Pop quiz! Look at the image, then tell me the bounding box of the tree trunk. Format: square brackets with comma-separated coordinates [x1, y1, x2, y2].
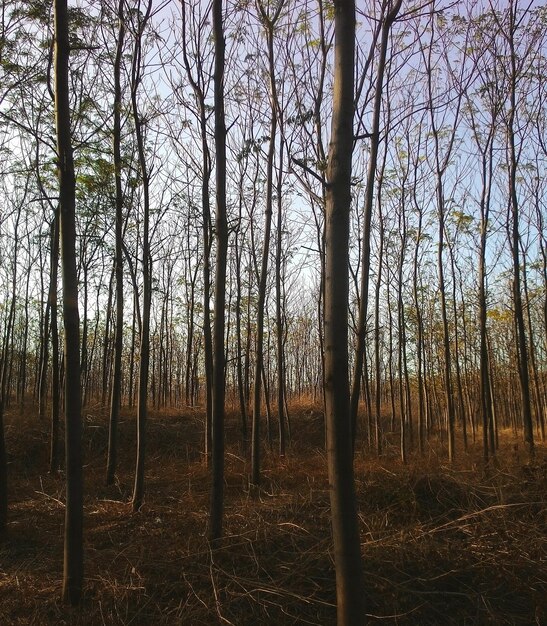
[251, 1, 284, 486]
[324, 1, 364, 623]
[350, 0, 402, 445]
[106, 0, 125, 486]
[54, 0, 83, 604]
[49, 208, 61, 473]
[131, 0, 153, 512]
[373, 213, 384, 456]
[180, 0, 214, 459]
[209, 0, 228, 541]
[275, 133, 287, 457]
[506, 6, 534, 457]
[0, 399, 6, 534]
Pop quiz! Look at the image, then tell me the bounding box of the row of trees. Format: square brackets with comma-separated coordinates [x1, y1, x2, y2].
[0, 0, 543, 450]
[0, 0, 545, 619]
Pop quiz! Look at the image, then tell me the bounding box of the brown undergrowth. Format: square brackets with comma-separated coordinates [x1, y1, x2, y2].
[0, 402, 545, 625]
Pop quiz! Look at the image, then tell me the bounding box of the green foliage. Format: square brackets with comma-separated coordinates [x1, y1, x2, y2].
[449, 209, 474, 233]
[12, 0, 51, 25]
[286, 109, 314, 126]
[324, 1, 335, 22]
[236, 136, 270, 162]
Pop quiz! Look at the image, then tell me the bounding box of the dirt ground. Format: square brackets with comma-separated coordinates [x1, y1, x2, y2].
[1, 403, 545, 625]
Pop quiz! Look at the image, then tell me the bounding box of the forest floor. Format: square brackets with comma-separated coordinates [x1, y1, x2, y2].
[0, 400, 545, 625]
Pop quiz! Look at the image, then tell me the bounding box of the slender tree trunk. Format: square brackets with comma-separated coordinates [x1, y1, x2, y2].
[55, 0, 83, 604]
[184, 259, 196, 407]
[506, 15, 534, 458]
[38, 271, 51, 420]
[0, 275, 11, 529]
[324, 1, 364, 623]
[19, 267, 31, 406]
[350, 0, 402, 444]
[49, 209, 61, 473]
[209, 0, 228, 541]
[131, 0, 153, 512]
[128, 295, 136, 408]
[0, 399, 6, 534]
[522, 260, 544, 441]
[275, 135, 286, 457]
[413, 242, 426, 455]
[448, 242, 466, 451]
[201, 178, 213, 460]
[531, 181, 546, 441]
[251, 1, 284, 486]
[1, 208, 20, 415]
[424, 28, 457, 459]
[373, 193, 385, 456]
[397, 227, 407, 464]
[180, 0, 213, 459]
[386, 266, 396, 435]
[80, 269, 88, 407]
[234, 229, 248, 443]
[480, 139, 496, 461]
[107, 0, 125, 486]
[101, 266, 115, 406]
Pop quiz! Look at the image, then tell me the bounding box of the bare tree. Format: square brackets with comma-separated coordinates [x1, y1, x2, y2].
[350, 0, 402, 447]
[251, 0, 285, 487]
[209, 0, 228, 541]
[54, 0, 84, 604]
[324, 1, 364, 622]
[131, 0, 154, 512]
[494, 0, 535, 458]
[106, 0, 126, 487]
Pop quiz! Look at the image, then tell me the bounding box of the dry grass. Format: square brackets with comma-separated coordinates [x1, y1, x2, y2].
[0, 404, 545, 625]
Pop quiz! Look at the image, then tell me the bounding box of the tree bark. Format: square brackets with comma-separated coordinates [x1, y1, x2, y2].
[350, 0, 402, 446]
[131, 0, 153, 512]
[505, 2, 534, 458]
[54, 0, 84, 604]
[180, 0, 214, 458]
[209, 0, 228, 541]
[324, 1, 364, 623]
[251, 0, 284, 486]
[106, 0, 125, 486]
[49, 208, 61, 473]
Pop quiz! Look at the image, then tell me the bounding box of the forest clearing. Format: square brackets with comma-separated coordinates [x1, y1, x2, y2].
[1, 401, 545, 625]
